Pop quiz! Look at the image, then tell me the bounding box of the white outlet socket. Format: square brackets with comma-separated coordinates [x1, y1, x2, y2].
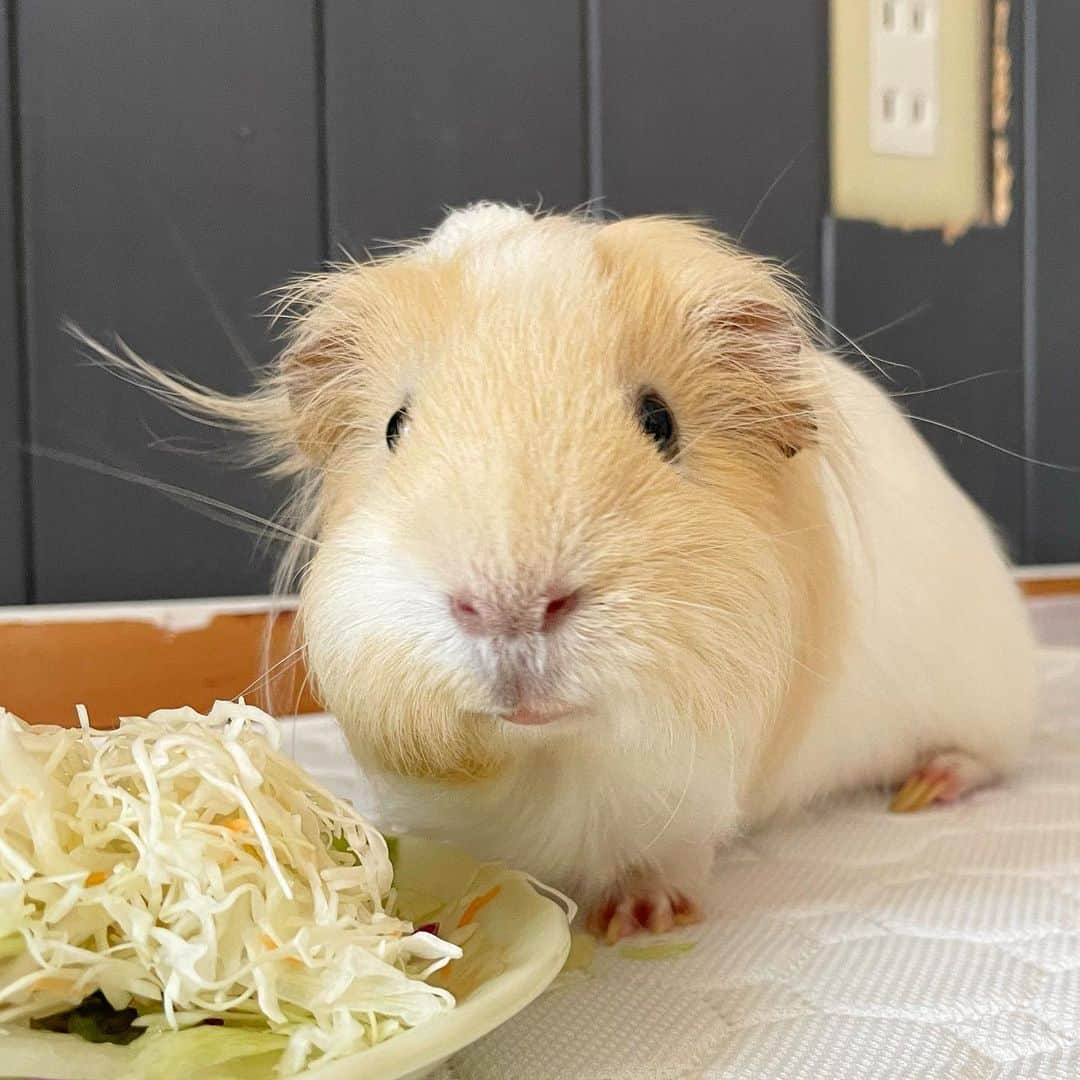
[870, 0, 939, 157]
[832, 0, 988, 229]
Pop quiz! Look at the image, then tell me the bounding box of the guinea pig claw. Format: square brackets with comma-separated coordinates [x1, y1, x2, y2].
[672, 894, 702, 927]
[890, 774, 948, 813]
[587, 887, 702, 944]
[890, 751, 995, 813]
[606, 909, 640, 945]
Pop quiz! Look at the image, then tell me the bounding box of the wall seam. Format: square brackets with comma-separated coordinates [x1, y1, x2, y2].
[313, 0, 330, 262]
[820, 215, 837, 344]
[7, 0, 34, 602]
[582, 0, 603, 211]
[818, 0, 833, 320]
[1021, 0, 1037, 561]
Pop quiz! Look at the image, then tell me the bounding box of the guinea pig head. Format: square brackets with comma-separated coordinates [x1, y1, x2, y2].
[282, 205, 823, 781]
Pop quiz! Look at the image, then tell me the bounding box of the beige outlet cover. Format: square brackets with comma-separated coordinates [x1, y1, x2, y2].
[831, 0, 990, 232]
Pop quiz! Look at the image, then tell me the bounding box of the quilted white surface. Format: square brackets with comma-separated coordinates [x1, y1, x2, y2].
[283, 646, 1080, 1079]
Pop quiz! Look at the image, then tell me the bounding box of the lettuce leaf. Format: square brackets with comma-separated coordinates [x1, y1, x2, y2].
[127, 1027, 289, 1080]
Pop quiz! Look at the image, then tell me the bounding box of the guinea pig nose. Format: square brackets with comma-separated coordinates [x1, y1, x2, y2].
[449, 594, 486, 634]
[541, 590, 579, 633]
[449, 588, 580, 636]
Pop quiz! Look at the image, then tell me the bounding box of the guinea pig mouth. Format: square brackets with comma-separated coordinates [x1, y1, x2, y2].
[483, 656, 576, 724]
[503, 705, 578, 727]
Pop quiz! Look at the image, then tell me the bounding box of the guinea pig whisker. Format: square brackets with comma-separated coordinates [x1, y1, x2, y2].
[290, 666, 316, 729]
[24, 444, 320, 548]
[890, 369, 1015, 399]
[902, 414, 1080, 473]
[737, 138, 814, 245]
[650, 596, 724, 616]
[816, 310, 920, 384]
[791, 655, 829, 684]
[650, 596, 829, 685]
[849, 301, 932, 345]
[239, 640, 309, 698]
[670, 407, 823, 462]
[638, 726, 697, 856]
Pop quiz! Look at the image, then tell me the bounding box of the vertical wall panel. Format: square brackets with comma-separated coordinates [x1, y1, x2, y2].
[1029, 5, 1080, 563]
[19, 2, 322, 602]
[323, 0, 585, 252]
[832, 10, 1027, 557]
[0, 0, 26, 603]
[600, 0, 828, 301]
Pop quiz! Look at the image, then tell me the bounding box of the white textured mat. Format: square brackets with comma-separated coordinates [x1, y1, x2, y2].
[284, 647, 1080, 1079]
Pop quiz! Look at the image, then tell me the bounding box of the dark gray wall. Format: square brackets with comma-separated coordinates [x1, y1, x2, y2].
[16, 1, 322, 601]
[830, 212, 1028, 556]
[0, 0, 27, 604]
[324, 0, 586, 251]
[599, 0, 827, 299]
[0, 1, 1075, 604]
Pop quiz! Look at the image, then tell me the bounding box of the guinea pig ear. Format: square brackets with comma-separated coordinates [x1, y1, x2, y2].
[276, 333, 360, 464]
[694, 296, 819, 458]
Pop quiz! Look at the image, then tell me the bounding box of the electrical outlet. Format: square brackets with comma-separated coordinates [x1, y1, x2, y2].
[870, 0, 939, 156]
[830, 0, 990, 230]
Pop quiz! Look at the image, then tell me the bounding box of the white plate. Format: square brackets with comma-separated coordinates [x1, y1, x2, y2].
[0, 838, 573, 1079]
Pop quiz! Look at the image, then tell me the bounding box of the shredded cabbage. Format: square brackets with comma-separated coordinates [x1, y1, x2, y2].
[0, 701, 461, 1075]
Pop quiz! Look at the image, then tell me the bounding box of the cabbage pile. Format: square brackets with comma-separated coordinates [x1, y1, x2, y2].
[0, 701, 459, 1075]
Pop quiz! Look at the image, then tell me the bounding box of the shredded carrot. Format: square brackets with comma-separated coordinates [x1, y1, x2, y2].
[457, 885, 501, 928]
[222, 816, 251, 832]
[428, 956, 458, 989]
[260, 932, 303, 966]
[85, 871, 108, 886]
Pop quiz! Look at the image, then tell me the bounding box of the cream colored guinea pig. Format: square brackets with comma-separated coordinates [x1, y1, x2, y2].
[119, 203, 1037, 943]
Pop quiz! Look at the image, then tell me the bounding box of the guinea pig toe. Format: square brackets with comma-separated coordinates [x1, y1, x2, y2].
[587, 886, 702, 944]
[671, 891, 702, 927]
[890, 751, 996, 813]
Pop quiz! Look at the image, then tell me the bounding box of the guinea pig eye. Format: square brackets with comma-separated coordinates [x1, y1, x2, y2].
[385, 405, 409, 451]
[636, 392, 678, 459]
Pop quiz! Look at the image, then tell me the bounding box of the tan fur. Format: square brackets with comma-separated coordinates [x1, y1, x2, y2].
[90, 209, 835, 786]
[265, 210, 825, 784]
[89, 203, 1033, 906]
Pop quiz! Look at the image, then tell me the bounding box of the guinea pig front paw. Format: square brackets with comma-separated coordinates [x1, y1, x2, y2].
[585, 882, 701, 945]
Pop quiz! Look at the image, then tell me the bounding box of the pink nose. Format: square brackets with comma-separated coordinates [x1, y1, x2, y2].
[450, 587, 580, 637]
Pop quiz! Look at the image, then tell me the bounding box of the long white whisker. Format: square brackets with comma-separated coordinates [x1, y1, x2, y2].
[25, 445, 320, 546]
[166, 220, 258, 374]
[817, 310, 919, 384]
[904, 415, 1080, 472]
[891, 369, 1015, 399]
[639, 726, 697, 855]
[738, 139, 814, 244]
[235, 641, 309, 703]
[850, 301, 932, 344]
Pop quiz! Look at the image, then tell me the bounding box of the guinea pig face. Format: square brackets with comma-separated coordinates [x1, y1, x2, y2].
[290, 206, 819, 780]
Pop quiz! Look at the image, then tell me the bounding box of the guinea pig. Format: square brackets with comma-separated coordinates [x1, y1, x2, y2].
[113, 203, 1037, 943]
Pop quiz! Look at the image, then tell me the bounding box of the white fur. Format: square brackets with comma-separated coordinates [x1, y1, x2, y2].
[340, 353, 1035, 903]
[364, 720, 737, 908]
[421, 202, 534, 262]
[276, 206, 1037, 910]
[745, 358, 1035, 820]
